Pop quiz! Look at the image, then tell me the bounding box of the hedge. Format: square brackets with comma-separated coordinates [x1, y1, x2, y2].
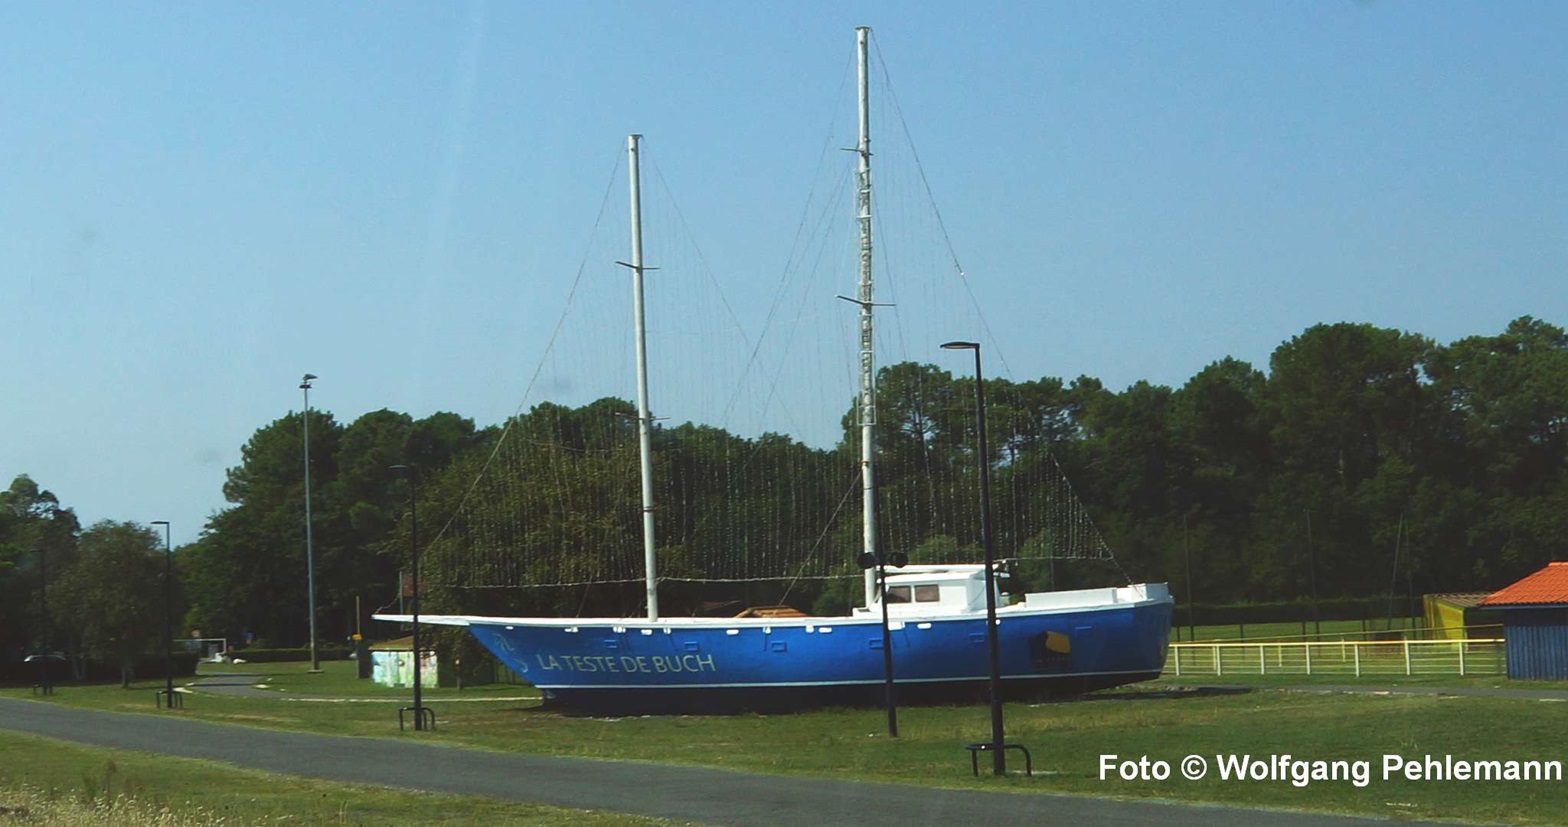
[1171, 596, 1420, 628]
[226, 645, 353, 664]
[0, 652, 200, 687]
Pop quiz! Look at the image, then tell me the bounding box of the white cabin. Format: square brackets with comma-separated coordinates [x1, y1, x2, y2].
[854, 564, 1002, 616]
[853, 563, 1171, 618]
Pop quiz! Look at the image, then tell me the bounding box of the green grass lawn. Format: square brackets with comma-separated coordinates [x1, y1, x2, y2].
[0, 729, 681, 826]
[1154, 672, 1526, 690]
[199, 659, 539, 700]
[7, 663, 1568, 825]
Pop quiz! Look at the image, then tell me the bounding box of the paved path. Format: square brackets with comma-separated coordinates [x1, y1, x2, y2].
[0, 697, 1447, 827]
[200, 671, 1568, 706]
[190, 672, 296, 698]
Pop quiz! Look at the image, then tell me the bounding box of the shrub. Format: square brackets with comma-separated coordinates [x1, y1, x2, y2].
[228, 645, 351, 664]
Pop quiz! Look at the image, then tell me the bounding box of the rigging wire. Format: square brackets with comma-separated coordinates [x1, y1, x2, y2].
[870, 32, 1012, 379]
[425, 41, 1128, 598]
[426, 150, 626, 551]
[778, 471, 864, 605]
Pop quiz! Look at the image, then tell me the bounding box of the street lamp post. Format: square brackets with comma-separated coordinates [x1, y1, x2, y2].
[1294, 509, 1322, 638]
[1305, 509, 1320, 638]
[149, 521, 180, 709]
[941, 340, 1007, 776]
[1185, 513, 1195, 642]
[390, 464, 431, 731]
[301, 373, 320, 673]
[37, 546, 51, 695]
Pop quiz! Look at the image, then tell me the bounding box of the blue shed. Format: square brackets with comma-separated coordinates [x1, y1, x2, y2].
[1481, 562, 1568, 681]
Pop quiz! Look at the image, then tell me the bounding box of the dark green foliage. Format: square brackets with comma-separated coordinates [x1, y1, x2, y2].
[51, 521, 169, 687]
[0, 476, 80, 659]
[77, 651, 201, 683]
[182, 409, 484, 648]
[0, 652, 200, 686]
[1179, 597, 1421, 629]
[234, 315, 1568, 622]
[8, 316, 1568, 648]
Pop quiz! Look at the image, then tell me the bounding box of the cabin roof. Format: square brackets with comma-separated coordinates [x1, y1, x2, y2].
[1481, 563, 1568, 607]
[884, 569, 984, 584]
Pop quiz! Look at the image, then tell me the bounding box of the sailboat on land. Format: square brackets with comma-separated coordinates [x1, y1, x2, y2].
[377, 28, 1172, 715]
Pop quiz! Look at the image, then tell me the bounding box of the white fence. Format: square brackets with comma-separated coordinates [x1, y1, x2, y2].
[1168, 638, 1505, 677]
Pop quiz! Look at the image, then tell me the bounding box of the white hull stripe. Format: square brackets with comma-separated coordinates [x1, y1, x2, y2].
[528, 668, 1157, 691]
[374, 597, 1171, 629]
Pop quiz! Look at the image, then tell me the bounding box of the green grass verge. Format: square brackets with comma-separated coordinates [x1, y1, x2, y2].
[213, 648, 1563, 696]
[200, 659, 538, 699]
[0, 729, 680, 826]
[1154, 671, 1568, 691]
[7, 664, 1568, 825]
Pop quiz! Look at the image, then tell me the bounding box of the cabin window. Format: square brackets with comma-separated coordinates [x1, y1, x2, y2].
[915, 585, 941, 603]
[886, 585, 912, 603]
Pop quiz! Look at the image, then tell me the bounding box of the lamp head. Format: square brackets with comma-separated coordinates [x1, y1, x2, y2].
[940, 341, 979, 351]
[300, 373, 316, 389]
[151, 520, 169, 526]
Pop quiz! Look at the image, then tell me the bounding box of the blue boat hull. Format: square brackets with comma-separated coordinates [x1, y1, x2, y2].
[461, 596, 1172, 714]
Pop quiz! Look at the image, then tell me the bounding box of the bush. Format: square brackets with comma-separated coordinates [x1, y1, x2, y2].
[0, 660, 67, 686]
[0, 652, 202, 686]
[228, 645, 352, 664]
[79, 652, 202, 682]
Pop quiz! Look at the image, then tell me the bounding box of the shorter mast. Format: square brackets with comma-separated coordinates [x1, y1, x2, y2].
[624, 134, 660, 621]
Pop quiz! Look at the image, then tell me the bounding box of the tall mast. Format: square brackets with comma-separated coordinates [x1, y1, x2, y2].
[626, 134, 660, 621]
[855, 27, 879, 608]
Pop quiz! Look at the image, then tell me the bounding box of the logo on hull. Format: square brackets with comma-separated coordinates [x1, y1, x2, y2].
[1029, 630, 1073, 672]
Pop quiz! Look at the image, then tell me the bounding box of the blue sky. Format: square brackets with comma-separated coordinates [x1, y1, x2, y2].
[2, 2, 1564, 546]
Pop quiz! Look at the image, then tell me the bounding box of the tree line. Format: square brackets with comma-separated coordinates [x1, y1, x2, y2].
[3, 316, 1564, 660]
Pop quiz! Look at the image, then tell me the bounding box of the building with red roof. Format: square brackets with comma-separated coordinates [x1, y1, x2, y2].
[1482, 562, 1568, 680]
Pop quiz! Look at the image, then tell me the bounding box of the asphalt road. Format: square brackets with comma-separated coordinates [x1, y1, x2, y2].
[0, 696, 1446, 827]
